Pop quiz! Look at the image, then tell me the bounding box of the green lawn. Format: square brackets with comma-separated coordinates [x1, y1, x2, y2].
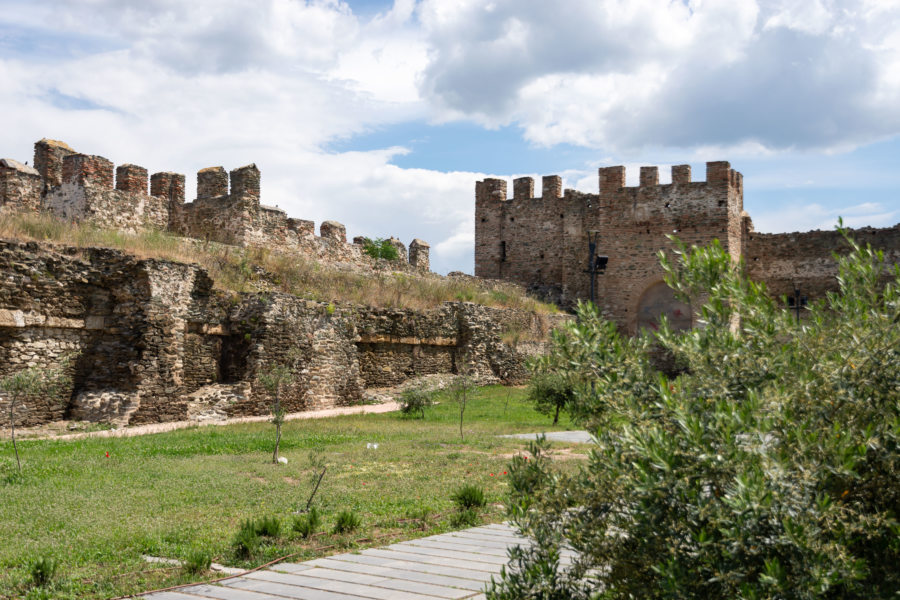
[0, 386, 587, 599]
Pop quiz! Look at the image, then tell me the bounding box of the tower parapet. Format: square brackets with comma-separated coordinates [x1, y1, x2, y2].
[116, 164, 148, 194]
[63, 154, 114, 189]
[230, 164, 260, 201]
[409, 239, 430, 271]
[33, 139, 75, 189]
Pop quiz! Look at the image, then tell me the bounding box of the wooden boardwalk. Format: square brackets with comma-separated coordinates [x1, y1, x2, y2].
[142, 524, 530, 600]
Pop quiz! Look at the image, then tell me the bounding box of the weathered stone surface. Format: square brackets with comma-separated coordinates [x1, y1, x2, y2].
[0, 240, 564, 428]
[1, 139, 431, 273]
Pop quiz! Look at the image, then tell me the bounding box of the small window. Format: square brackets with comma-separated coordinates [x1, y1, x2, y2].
[500, 240, 507, 262]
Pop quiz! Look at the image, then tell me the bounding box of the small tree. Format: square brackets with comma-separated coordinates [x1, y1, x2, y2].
[362, 237, 400, 261]
[1, 358, 75, 473]
[257, 361, 295, 464]
[449, 359, 476, 441]
[398, 384, 436, 419]
[527, 371, 574, 425]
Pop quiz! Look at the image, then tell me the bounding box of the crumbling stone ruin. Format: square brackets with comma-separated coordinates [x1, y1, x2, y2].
[476, 162, 900, 333]
[0, 240, 563, 428]
[1, 139, 430, 271]
[0, 138, 525, 428]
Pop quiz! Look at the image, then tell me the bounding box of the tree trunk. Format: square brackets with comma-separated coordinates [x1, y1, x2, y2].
[273, 423, 281, 464]
[10, 398, 20, 473]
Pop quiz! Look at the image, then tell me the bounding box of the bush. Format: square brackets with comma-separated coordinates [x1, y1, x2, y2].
[232, 520, 259, 558]
[332, 510, 361, 534]
[450, 508, 479, 528]
[183, 548, 212, 574]
[254, 515, 281, 538]
[292, 508, 321, 539]
[451, 484, 486, 510]
[398, 385, 435, 418]
[490, 232, 900, 599]
[29, 556, 57, 588]
[362, 237, 400, 261]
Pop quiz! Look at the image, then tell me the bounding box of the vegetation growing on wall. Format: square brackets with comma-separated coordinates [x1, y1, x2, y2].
[0, 212, 557, 313]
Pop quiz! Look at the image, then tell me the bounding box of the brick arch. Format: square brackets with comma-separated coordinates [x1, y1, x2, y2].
[636, 281, 692, 333]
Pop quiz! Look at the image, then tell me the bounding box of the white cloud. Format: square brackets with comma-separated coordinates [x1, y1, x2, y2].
[417, 0, 900, 155]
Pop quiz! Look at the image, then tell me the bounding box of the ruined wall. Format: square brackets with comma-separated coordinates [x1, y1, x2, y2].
[0, 159, 42, 213]
[745, 225, 900, 303]
[1, 139, 431, 273]
[42, 153, 169, 232]
[476, 162, 743, 333]
[0, 240, 559, 428]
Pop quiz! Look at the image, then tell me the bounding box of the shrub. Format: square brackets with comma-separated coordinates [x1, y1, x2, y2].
[451, 484, 486, 510]
[332, 510, 361, 534]
[490, 231, 900, 599]
[29, 556, 57, 587]
[398, 385, 435, 418]
[450, 508, 479, 528]
[254, 515, 281, 538]
[292, 507, 321, 539]
[232, 520, 259, 558]
[362, 237, 400, 261]
[183, 548, 212, 574]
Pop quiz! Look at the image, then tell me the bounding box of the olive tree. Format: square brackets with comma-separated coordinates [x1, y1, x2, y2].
[490, 231, 900, 599]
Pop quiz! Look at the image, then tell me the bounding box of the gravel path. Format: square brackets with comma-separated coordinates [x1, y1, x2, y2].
[34, 402, 402, 442]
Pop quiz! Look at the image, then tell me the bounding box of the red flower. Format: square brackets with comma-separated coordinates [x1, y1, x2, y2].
[490, 473, 495, 477]
[105, 452, 109, 458]
[503, 471, 507, 475]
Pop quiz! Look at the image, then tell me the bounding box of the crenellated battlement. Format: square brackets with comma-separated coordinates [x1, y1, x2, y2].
[0, 138, 432, 273]
[478, 161, 742, 205]
[475, 159, 751, 326]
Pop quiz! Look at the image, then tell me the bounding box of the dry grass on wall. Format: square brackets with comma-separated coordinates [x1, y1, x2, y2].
[0, 212, 558, 313]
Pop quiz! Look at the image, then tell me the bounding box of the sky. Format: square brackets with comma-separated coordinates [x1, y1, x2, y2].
[1, 0, 898, 274]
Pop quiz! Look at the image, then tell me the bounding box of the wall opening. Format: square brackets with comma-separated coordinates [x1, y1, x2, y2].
[219, 334, 251, 383]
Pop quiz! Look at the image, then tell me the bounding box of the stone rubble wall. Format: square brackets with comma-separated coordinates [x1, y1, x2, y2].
[0, 139, 430, 274]
[0, 240, 564, 428]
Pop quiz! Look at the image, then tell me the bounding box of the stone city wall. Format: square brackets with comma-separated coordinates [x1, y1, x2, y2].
[744, 224, 900, 303]
[477, 162, 744, 333]
[0, 139, 430, 273]
[0, 240, 560, 428]
[476, 161, 899, 334]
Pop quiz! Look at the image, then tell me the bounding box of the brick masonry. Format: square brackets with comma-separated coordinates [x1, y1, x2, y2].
[476, 163, 900, 333]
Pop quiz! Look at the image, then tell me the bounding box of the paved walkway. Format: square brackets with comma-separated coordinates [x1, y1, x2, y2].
[141, 523, 553, 600]
[499, 430, 593, 444]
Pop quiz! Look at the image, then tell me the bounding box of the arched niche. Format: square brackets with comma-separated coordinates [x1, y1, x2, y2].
[636, 281, 692, 333]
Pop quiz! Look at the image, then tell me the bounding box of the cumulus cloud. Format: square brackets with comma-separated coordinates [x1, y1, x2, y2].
[417, 0, 900, 154]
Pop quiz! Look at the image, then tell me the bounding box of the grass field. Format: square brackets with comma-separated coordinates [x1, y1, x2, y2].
[0, 386, 588, 599]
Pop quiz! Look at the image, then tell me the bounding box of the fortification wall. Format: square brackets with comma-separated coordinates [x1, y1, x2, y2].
[476, 162, 744, 332]
[0, 240, 554, 428]
[0, 139, 430, 273]
[745, 225, 900, 302]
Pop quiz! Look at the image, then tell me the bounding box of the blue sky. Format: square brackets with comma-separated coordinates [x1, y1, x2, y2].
[1, 0, 898, 274]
